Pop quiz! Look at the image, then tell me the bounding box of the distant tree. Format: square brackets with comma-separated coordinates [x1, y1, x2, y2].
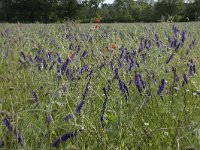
[155, 0, 185, 21]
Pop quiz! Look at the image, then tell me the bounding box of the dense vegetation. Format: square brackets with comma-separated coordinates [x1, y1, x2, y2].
[0, 22, 200, 149]
[0, 0, 200, 23]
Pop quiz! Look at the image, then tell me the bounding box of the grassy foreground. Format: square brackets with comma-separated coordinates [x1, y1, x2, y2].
[0, 22, 200, 149]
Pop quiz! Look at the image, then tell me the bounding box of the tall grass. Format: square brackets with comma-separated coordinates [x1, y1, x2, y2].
[0, 22, 200, 149]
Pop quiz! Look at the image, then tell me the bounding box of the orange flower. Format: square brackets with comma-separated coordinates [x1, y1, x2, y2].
[95, 25, 100, 29]
[111, 43, 117, 49]
[95, 19, 101, 23]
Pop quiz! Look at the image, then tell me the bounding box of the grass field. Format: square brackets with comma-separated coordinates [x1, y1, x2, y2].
[0, 22, 200, 150]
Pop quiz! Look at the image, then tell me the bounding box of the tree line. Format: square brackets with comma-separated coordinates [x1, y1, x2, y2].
[0, 0, 200, 23]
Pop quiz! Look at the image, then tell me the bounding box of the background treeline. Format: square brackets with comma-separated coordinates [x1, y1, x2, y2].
[0, 0, 200, 23]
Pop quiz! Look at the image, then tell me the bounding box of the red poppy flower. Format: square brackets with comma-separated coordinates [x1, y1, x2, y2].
[95, 25, 100, 29]
[111, 44, 117, 49]
[95, 19, 101, 23]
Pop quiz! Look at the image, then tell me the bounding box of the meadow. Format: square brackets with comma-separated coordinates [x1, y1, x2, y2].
[0, 22, 200, 150]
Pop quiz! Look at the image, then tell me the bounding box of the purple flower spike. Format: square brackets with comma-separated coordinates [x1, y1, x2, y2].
[63, 114, 74, 122]
[52, 131, 77, 148]
[17, 132, 23, 146]
[81, 65, 89, 74]
[82, 80, 90, 100]
[56, 53, 62, 64]
[3, 118, 13, 132]
[20, 51, 26, 61]
[129, 58, 134, 71]
[114, 68, 119, 79]
[32, 91, 38, 104]
[157, 79, 166, 96]
[182, 31, 186, 43]
[166, 54, 174, 64]
[75, 100, 85, 114]
[81, 51, 87, 58]
[139, 41, 143, 52]
[134, 72, 142, 94]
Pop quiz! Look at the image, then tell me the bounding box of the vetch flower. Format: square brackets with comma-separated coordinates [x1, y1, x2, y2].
[139, 41, 143, 52]
[166, 54, 174, 64]
[20, 51, 26, 61]
[52, 130, 78, 148]
[63, 113, 74, 122]
[128, 58, 134, 71]
[157, 79, 166, 96]
[82, 80, 90, 100]
[81, 65, 89, 74]
[56, 53, 62, 64]
[3, 118, 13, 132]
[134, 72, 142, 94]
[32, 91, 39, 104]
[181, 31, 186, 43]
[75, 100, 85, 114]
[17, 132, 23, 146]
[118, 78, 129, 103]
[81, 51, 87, 58]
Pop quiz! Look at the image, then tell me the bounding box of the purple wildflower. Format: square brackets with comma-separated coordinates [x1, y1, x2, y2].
[75, 45, 80, 54]
[52, 131, 77, 148]
[32, 91, 38, 104]
[69, 43, 73, 50]
[46, 52, 52, 62]
[182, 31, 186, 43]
[56, 53, 62, 64]
[81, 65, 89, 74]
[132, 49, 136, 56]
[118, 59, 122, 68]
[134, 72, 142, 94]
[43, 59, 47, 69]
[17, 132, 23, 146]
[3, 118, 13, 132]
[155, 33, 159, 41]
[82, 80, 90, 100]
[61, 58, 70, 74]
[118, 79, 129, 103]
[46, 114, 52, 125]
[144, 39, 151, 49]
[189, 39, 196, 49]
[175, 42, 182, 52]
[182, 74, 188, 86]
[157, 79, 166, 96]
[35, 56, 42, 63]
[20, 51, 26, 61]
[139, 41, 143, 52]
[75, 100, 85, 114]
[114, 68, 119, 79]
[189, 65, 195, 77]
[128, 58, 134, 71]
[81, 51, 87, 58]
[63, 113, 74, 122]
[166, 54, 174, 64]
[110, 60, 114, 70]
[49, 61, 56, 71]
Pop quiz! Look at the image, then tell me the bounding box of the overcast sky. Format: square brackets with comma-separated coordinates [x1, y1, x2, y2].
[103, 0, 114, 4]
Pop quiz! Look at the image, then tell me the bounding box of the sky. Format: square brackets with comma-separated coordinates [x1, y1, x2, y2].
[103, 0, 114, 4]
